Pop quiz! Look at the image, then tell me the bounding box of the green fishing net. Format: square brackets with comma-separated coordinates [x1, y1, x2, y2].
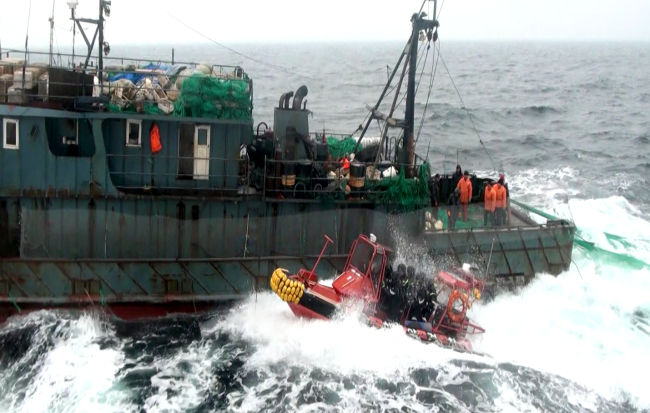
[174, 73, 252, 119]
[510, 199, 650, 270]
[326, 136, 357, 160]
[107, 72, 253, 120]
[367, 163, 430, 212]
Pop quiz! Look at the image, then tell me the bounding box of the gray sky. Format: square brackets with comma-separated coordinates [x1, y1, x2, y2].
[1, 0, 649, 49]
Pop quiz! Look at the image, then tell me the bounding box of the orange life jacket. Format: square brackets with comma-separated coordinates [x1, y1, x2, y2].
[484, 186, 496, 212]
[457, 178, 472, 203]
[150, 123, 162, 154]
[495, 185, 507, 208]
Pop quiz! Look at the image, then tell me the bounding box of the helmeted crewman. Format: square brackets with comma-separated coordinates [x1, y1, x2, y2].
[380, 264, 400, 322]
[410, 272, 427, 321]
[421, 276, 438, 322]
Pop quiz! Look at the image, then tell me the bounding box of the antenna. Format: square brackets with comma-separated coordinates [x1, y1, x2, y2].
[49, 0, 56, 66]
[67, 0, 111, 75]
[21, 0, 33, 104]
[67, 0, 77, 67]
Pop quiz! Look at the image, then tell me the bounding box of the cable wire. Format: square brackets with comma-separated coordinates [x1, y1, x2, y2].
[437, 45, 497, 171]
[162, 10, 314, 80]
[415, 39, 440, 144]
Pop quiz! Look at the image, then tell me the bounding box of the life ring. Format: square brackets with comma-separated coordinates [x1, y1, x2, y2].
[447, 290, 468, 323]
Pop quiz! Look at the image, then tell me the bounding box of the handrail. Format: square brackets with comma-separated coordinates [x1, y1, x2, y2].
[2, 48, 247, 73]
[0, 57, 252, 121]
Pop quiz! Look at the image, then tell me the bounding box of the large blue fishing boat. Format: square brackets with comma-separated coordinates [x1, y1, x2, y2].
[0, 0, 576, 321]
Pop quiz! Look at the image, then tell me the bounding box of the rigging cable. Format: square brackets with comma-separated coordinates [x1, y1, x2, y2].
[380, 42, 425, 106]
[437, 45, 497, 171]
[396, 38, 431, 110]
[415, 37, 440, 144]
[162, 10, 314, 80]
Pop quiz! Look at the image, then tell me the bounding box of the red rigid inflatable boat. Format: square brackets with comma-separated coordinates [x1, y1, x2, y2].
[269, 234, 486, 354]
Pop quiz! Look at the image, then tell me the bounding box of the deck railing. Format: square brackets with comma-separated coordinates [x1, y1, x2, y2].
[262, 157, 430, 204]
[104, 153, 251, 196]
[0, 49, 252, 121]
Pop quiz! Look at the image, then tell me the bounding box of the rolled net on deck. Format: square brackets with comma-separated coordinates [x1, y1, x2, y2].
[173, 73, 252, 120]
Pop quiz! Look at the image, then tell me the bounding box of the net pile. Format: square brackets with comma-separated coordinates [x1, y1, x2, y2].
[173, 73, 252, 120]
[102, 63, 252, 120]
[367, 163, 431, 211]
[326, 136, 357, 160]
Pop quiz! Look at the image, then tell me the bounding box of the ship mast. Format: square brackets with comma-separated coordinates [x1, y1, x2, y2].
[67, 0, 110, 76]
[49, 1, 55, 66]
[404, 2, 438, 175]
[354, 1, 439, 177]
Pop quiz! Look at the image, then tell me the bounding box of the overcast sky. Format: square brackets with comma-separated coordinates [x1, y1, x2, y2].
[1, 0, 649, 49]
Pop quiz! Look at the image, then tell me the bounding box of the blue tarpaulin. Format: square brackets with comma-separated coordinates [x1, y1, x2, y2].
[108, 63, 170, 84]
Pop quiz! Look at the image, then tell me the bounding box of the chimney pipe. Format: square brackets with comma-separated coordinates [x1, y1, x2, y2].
[292, 85, 308, 110]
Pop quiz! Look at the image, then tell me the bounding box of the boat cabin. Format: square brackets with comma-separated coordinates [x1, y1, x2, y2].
[331, 234, 394, 302]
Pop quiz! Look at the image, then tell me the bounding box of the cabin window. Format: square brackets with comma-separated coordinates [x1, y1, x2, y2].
[62, 118, 78, 145]
[370, 253, 383, 294]
[126, 119, 142, 147]
[350, 241, 375, 274]
[3, 118, 19, 149]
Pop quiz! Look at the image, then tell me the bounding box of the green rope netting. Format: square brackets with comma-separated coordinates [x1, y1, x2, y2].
[326, 136, 357, 160]
[107, 72, 253, 120]
[510, 199, 650, 270]
[173, 73, 252, 119]
[367, 163, 430, 212]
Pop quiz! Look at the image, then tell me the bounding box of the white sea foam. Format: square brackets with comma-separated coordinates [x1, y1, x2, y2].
[0, 311, 132, 413]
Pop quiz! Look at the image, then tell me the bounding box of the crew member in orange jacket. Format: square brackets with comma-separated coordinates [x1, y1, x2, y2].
[484, 181, 496, 226]
[494, 178, 508, 226]
[456, 171, 472, 222]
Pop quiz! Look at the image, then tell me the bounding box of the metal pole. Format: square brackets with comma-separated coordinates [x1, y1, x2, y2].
[404, 14, 420, 176]
[98, 0, 104, 81]
[311, 236, 333, 274]
[352, 39, 410, 154]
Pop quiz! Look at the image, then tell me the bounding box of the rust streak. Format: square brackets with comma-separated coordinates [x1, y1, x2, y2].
[83, 262, 119, 296]
[240, 261, 261, 279]
[239, 262, 264, 292]
[0, 268, 29, 297]
[178, 262, 210, 294]
[54, 262, 75, 281]
[116, 262, 150, 295]
[24, 263, 56, 296]
[208, 262, 241, 295]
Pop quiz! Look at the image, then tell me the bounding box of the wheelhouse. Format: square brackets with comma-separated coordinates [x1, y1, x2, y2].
[333, 234, 393, 302]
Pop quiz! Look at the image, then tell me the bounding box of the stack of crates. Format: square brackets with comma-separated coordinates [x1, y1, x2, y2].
[11, 64, 48, 104]
[0, 58, 23, 103]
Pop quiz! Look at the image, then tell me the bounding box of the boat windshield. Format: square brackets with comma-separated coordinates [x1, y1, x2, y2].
[349, 240, 375, 274]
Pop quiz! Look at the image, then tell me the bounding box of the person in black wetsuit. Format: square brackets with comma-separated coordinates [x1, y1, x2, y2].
[403, 266, 418, 320]
[380, 264, 401, 322]
[410, 272, 427, 321]
[428, 174, 441, 222]
[447, 188, 461, 230]
[395, 264, 410, 321]
[451, 165, 463, 190]
[420, 276, 438, 322]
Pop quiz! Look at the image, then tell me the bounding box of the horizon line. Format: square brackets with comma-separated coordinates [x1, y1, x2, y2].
[3, 38, 649, 52]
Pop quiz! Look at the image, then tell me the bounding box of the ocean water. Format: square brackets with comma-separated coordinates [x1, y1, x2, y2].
[1, 39, 650, 412]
